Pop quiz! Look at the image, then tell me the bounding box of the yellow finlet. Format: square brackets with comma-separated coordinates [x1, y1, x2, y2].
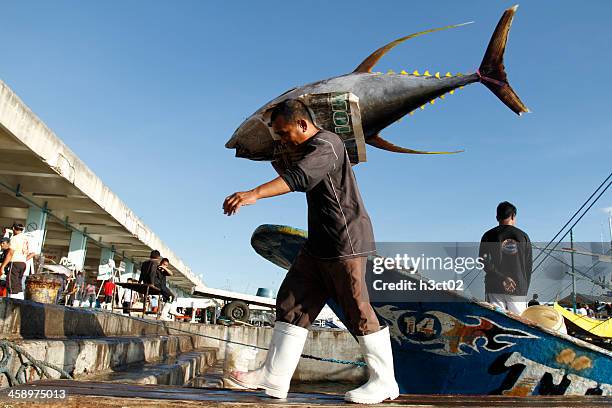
[420, 105, 425, 110]
[449, 90, 455, 95]
[409, 111, 415, 115]
[439, 94, 446, 99]
[412, 70, 420, 76]
[400, 70, 408, 75]
[423, 70, 431, 77]
[435, 72, 441, 79]
[456, 72, 463, 77]
[445, 72, 452, 77]
[459, 86, 464, 89]
[387, 69, 396, 75]
[430, 99, 435, 104]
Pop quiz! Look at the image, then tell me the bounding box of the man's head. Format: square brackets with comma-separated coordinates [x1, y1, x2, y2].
[532, 293, 538, 300]
[0, 237, 9, 250]
[496, 201, 517, 225]
[269, 99, 319, 146]
[127, 278, 133, 283]
[160, 258, 170, 268]
[12, 223, 24, 235]
[150, 250, 161, 259]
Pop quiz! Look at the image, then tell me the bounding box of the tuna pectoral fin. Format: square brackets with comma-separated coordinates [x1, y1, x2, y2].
[367, 135, 463, 155]
[478, 5, 529, 115]
[354, 22, 473, 73]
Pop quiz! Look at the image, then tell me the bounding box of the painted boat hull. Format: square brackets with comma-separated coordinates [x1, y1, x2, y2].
[251, 224, 612, 396]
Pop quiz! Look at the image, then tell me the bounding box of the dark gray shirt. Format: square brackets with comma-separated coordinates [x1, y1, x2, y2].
[277, 130, 375, 260]
[139, 258, 161, 287]
[479, 225, 533, 297]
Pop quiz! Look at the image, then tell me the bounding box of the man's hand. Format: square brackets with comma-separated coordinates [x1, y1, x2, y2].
[222, 177, 291, 216]
[223, 190, 258, 216]
[502, 277, 517, 294]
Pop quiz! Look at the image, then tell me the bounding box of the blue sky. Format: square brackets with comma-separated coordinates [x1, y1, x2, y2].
[1, 1, 610, 294]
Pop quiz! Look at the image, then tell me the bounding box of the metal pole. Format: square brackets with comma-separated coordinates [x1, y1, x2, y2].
[571, 229, 576, 314]
[608, 212, 612, 253]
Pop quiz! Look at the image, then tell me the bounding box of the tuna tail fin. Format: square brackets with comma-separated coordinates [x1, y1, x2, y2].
[478, 5, 529, 115]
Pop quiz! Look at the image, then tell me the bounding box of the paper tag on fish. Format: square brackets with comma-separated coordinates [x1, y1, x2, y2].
[298, 92, 367, 164]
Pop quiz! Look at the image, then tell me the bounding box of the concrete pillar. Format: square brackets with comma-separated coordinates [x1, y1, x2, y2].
[67, 231, 87, 271]
[98, 247, 115, 310]
[24, 206, 47, 254]
[98, 247, 115, 280]
[99, 247, 115, 266]
[124, 260, 134, 278]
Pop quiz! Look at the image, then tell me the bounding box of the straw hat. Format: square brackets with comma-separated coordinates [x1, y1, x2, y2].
[521, 305, 567, 334]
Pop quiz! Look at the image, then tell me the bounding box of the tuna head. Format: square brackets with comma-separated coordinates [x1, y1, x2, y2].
[225, 114, 277, 161]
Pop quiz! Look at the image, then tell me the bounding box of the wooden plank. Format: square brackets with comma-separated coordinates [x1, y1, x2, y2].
[0, 380, 609, 407]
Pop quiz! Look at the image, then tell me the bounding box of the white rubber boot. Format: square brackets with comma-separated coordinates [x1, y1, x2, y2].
[345, 326, 400, 404]
[229, 321, 308, 399]
[9, 292, 24, 300]
[160, 302, 174, 321]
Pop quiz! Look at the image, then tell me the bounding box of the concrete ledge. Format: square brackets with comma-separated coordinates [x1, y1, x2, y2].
[89, 348, 217, 386]
[0, 334, 213, 388]
[0, 299, 182, 339]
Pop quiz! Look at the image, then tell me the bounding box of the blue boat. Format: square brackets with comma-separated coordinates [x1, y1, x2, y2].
[251, 224, 612, 396]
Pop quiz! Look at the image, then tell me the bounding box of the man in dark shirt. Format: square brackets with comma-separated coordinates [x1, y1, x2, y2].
[479, 201, 533, 314]
[528, 293, 540, 307]
[223, 99, 398, 404]
[139, 250, 161, 288]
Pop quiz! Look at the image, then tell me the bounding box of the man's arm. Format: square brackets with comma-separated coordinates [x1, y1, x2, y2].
[223, 176, 291, 216]
[525, 237, 533, 283]
[138, 263, 146, 284]
[479, 235, 517, 293]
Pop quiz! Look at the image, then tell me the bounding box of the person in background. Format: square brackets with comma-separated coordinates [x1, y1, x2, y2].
[139, 250, 161, 288]
[84, 281, 96, 307]
[72, 271, 85, 306]
[139, 250, 162, 315]
[122, 278, 136, 315]
[102, 278, 116, 310]
[0, 224, 34, 299]
[158, 258, 176, 321]
[0, 238, 10, 297]
[150, 294, 158, 314]
[528, 293, 540, 307]
[479, 202, 533, 315]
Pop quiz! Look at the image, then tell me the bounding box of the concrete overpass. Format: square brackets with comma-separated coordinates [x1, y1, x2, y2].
[0, 79, 202, 293]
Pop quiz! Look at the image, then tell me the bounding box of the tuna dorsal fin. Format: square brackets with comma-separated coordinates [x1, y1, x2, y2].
[367, 134, 464, 155]
[353, 22, 473, 73]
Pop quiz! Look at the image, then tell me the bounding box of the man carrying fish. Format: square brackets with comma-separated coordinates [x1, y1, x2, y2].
[223, 99, 399, 404]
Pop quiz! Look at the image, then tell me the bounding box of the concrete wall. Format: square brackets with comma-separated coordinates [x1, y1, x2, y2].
[0, 299, 365, 384]
[194, 324, 366, 383]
